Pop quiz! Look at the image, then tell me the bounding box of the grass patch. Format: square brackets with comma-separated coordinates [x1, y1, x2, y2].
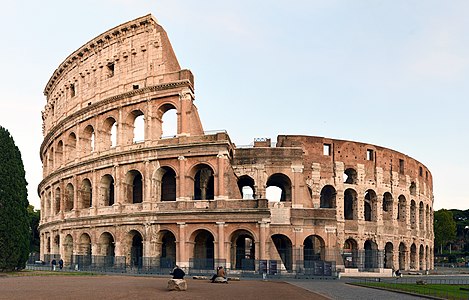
[353, 282, 469, 299]
[4, 270, 99, 277]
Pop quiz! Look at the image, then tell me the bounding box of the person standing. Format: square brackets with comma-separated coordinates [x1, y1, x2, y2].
[51, 259, 57, 271]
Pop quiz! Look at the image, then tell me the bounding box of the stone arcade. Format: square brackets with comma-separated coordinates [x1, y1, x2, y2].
[39, 14, 434, 276]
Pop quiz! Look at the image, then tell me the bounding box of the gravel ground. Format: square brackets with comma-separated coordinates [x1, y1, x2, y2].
[0, 275, 329, 300]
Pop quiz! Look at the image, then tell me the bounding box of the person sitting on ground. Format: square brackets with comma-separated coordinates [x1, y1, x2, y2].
[211, 266, 226, 282]
[170, 265, 185, 279]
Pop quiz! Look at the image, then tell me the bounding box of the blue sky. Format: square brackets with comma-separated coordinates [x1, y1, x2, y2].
[0, 1, 468, 210]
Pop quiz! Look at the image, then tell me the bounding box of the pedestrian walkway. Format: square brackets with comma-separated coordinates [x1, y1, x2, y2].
[288, 279, 425, 300]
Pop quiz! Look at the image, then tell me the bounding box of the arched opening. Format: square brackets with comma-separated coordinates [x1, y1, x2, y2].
[129, 230, 143, 268]
[103, 117, 117, 149]
[397, 195, 406, 222]
[100, 174, 115, 206]
[343, 168, 358, 184]
[410, 200, 417, 229]
[161, 167, 176, 201]
[399, 242, 407, 271]
[364, 240, 378, 270]
[54, 187, 61, 215]
[230, 230, 255, 270]
[79, 233, 92, 266]
[82, 125, 95, 155]
[419, 244, 425, 271]
[192, 229, 215, 270]
[410, 243, 417, 270]
[125, 170, 143, 204]
[271, 234, 293, 272]
[343, 238, 358, 268]
[80, 179, 92, 208]
[266, 186, 282, 202]
[344, 188, 357, 220]
[193, 164, 214, 200]
[382, 192, 393, 220]
[364, 189, 377, 221]
[66, 132, 77, 161]
[132, 111, 145, 143]
[65, 183, 74, 211]
[237, 175, 255, 199]
[320, 185, 336, 208]
[419, 201, 425, 231]
[56, 141, 64, 167]
[63, 235, 73, 267]
[160, 105, 178, 138]
[98, 232, 115, 267]
[304, 235, 325, 269]
[266, 173, 292, 202]
[384, 242, 393, 269]
[160, 230, 176, 269]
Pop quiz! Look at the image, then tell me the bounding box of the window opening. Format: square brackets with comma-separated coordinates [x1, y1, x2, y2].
[70, 84, 76, 97]
[320, 185, 336, 208]
[399, 159, 404, 174]
[266, 173, 292, 202]
[366, 149, 374, 161]
[161, 108, 177, 138]
[110, 122, 117, 147]
[323, 144, 331, 156]
[133, 114, 144, 143]
[107, 63, 114, 77]
[343, 168, 358, 184]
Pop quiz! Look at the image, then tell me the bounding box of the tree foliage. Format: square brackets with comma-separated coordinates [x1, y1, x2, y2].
[434, 209, 457, 253]
[27, 205, 40, 253]
[0, 126, 30, 271]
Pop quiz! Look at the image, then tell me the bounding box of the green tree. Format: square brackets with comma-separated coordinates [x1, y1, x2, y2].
[27, 205, 40, 253]
[0, 126, 30, 271]
[434, 209, 457, 254]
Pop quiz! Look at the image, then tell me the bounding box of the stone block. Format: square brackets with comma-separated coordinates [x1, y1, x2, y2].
[213, 277, 228, 283]
[167, 279, 187, 291]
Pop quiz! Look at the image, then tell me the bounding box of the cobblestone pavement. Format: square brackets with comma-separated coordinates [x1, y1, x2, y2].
[287, 279, 426, 300]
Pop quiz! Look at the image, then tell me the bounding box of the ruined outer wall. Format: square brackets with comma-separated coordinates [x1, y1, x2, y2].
[232, 135, 434, 270]
[38, 15, 434, 273]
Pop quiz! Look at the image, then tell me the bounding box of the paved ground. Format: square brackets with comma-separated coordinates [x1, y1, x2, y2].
[0, 275, 329, 300]
[288, 279, 427, 300]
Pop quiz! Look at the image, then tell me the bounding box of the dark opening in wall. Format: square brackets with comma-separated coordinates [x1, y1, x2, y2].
[133, 84, 139, 90]
[107, 63, 115, 77]
[343, 168, 358, 184]
[419, 166, 423, 176]
[399, 159, 404, 174]
[70, 84, 75, 97]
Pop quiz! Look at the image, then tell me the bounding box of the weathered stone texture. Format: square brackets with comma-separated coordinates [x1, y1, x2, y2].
[38, 14, 434, 275]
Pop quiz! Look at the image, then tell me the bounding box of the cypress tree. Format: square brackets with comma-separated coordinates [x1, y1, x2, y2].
[0, 126, 30, 271]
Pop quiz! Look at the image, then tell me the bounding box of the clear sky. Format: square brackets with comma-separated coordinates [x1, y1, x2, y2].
[0, 1, 468, 210]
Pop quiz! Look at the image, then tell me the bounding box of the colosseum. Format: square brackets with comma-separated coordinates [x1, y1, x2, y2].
[38, 14, 434, 276]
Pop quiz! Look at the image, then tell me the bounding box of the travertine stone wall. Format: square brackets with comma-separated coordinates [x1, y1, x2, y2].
[39, 15, 434, 273]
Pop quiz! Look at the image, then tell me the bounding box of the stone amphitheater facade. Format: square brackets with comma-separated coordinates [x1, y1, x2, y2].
[39, 14, 434, 275]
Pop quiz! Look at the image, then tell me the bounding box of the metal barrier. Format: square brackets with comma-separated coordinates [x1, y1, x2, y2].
[350, 277, 469, 300]
[26, 256, 337, 278]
